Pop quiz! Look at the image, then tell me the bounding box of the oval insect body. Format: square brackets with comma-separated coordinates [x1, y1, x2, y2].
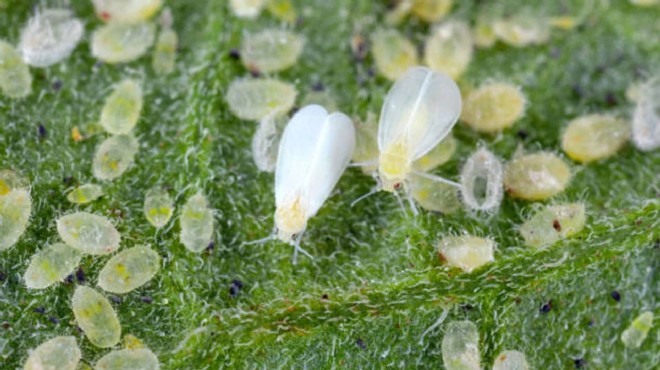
[98, 245, 160, 294]
[473, 17, 496, 48]
[0, 189, 32, 252]
[101, 80, 143, 135]
[92, 22, 156, 64]
[519, 203, 585, 248]
[562, 114, 629, 163]
[152, 27, 177, 75]
[0, 40, 32, 98]
[275, 105, 355, 242]
[493, 15, 550, 47]
[503, 152, 571, 201]
[93, 134, 139, 181]
[377, 66, 462, 192]
[424, 20, 473, 80]
[371, 29, 419, 81]
[266, 0, 297, 24]
[460, 147, 503, 212]
[631, 76, 660, 151]
[56, 212, 120, 255]
[92, 0, 162, 24]
[621, 311, 653, 348]
[409, 173, 461, 214]
[72, 286, 121, 348]
[143, 188, 174, 228]
[461, 82, 526, 133]
[67, 184, 104, 204]
[252, 114, 286, 172]
[442, 320, 481, 370]
[438, 235, 495, 273]
[240, 29, 304, 73]
[230, 0, 265, 19]
[23, 336, 81, 370]
[411, 0, 453, 23]
[493, 350, 530, 370]
[179, 191, 214, 253]
[226, 78, 297, 121]
[95, 348, 160, 370]
[18, 9, 83, 67]
[24, 243, 82, 289]
[0, 169, 29, 195]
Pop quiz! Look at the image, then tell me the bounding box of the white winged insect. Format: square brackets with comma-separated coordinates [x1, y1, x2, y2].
[354, 66, 462, 212]
[251, 105, 355, 264]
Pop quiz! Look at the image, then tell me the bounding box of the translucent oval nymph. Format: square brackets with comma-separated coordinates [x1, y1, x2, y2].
[72, 286, 121, 348]
[23, 336, 81, 370]
[424, 20, 473, 80]
[67, 184, 104, 204]
[152, 20, 177, 75]
[92, 22, 156, 64]
[473, 17, 496, 48]
[493, 15, 550, 47]
[437, 235, 494, 273]
[412, 134, 456, 172]
[275, 105, 355, 245]
[95, 348, 160, 370]
[0, 40, 32, 98]
[56, 212, 120, 255]
[410, 0, 453, 23]
[98, 245, 160, 294]
[503, 152, 571, 201]
[377, 66, 462, 192]
[252, 114, 286, 172]
[561, 114, 629, 163]
[100, 79, 143, 135]
[230, 0, 265, 19]
[266, 0, 297, 24]
[519, 203, 585, 248]
[409, 173, 461, 214]
[460, 148, 503, 212]
[143, 188, 174, 228]
[352, 112, 379, 174]
[92, 0, 162, 24]
[93, 134, 139, 181]
[621, 311, 653, 349]
[371, 29, 418, 81]
[0, 169, 29, 195]
[493, 350, 530, 370]
[632, 76, 660, 151]
[442, 320, 481, 370]
[0, 189, 32, 252]
[179, 191, 214, 253]
[461, 83, 526, 133]
[19, 9, 83, 67]
[240, 29, 304, 73]
[24, 243, 82, 289]
[226, 78, 297, 121]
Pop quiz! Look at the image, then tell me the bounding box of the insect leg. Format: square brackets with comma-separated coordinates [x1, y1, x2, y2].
[412, 170, 461, 188]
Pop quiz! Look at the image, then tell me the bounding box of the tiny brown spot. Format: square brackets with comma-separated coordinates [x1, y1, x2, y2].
[553, 220, 561, 232]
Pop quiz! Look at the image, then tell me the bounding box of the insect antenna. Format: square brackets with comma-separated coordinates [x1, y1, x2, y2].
[291, 233, 313, 265]
[348, 159, 378, 168]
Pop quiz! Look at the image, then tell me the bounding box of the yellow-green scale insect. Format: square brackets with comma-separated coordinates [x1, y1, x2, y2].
[71, 286, 121, 348]
[409, 173, 461, 214]
[23, 336, 81, 370]
[519, 203, 585, 248]
[493, 14, 550, 48]
[442, 320, 481, 370]
[93, 134, 139, 181]
[371, 29, 419, 81]
[411, 0, 453, 23]
[92, 0, 162, 24]
[23, 243, 82, 289]
[66, 183, 104, 204]
[266, 0, 297, 24]
[424, 20, 473, 80]
[438, 235, 495, 272]
[179, 191, 214, 253]
[143, 187, 174, 228]
[561, 114, 629, 163]
[95, 348, 160, 370]
[152, 7, 177, 75]
[240, 29, 304, 74]
[56, 212, 120, 255]
[0, 188, 32, 252]
[0, 40, 32, 98]
[503, 151, 572, 201]
[621, 311, 654, 348]
[92, 22, 156, 64]
[101, 80, 143, 135]
[492, 350, 530, 370]
[226, 77, 297, 121]
[230, 0, 265, 19]
[461, 82, 526, 133]
[97, 245, 160, 294]
[0, 169, 29, 194]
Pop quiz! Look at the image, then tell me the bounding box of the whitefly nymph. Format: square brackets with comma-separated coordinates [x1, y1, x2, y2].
[460, 147, 503, 212]
[18, 8, 84, 67]
[269, 104, 355, 263]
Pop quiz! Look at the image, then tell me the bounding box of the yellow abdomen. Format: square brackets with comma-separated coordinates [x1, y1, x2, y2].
[378, 141, 410, 192]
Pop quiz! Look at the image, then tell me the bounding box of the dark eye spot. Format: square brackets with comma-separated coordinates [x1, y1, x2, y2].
[356, 338, 366, 350]
[393, 182, 402, 190]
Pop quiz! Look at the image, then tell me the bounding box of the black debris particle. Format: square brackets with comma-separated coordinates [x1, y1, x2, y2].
[63, 176, 74, 186]
[33, 306, 46, 315]
[356, 338, 367, 350]
[228, 48, 240, 60]
[517, 130, 529, 140]
[610, 290, 621, 302]
[322, 293, 329, 300]
[64, 274, 74, 284]
[109, 295, 122, 304]
[553, 220, 562, 232]
[38, 124, 47, 138]
[2, 322, 9, 329]
[311, 81, 325, 91]
[75, 267, 86, 283]
[206, 241, 215, 252]
[52, 79, 63, 91]
[48, 316, 59, 324]
[540, 300, 553, 313]
[574, 357, 586, 369]
[229, 279, 244, 297]
[141, 296, 153, 304]
[460, 303, 474, 312]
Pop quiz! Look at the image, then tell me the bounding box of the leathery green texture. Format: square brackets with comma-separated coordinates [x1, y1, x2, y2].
[0, 0, 658, 368]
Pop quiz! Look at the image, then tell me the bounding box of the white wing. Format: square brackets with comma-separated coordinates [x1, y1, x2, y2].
[377, 66, 462, 161]
[275, 105, 355, 217]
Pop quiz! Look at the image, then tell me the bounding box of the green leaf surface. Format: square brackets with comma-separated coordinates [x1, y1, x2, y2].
[1, 0, 658, 369]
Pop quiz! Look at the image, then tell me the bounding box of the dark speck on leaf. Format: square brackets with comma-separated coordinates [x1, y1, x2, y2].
[610, 290, 621, 302]
[52, 79, 63, 91]
[63, 176, 74, 186]
[38, 124, 47, 138]
[206, 241, 215, 252]
[517, 130, 529, 140]
[540, 300, 552, 313]
[48, 316, 59, 324]
[311, 81, 325, 91]
[460, 303, 474, 312]
[322, 293, 329, 300]
[76, 267, 85, 283]
[64, 274, 74, 284]
[33, 306, 46, 315]
[0, 271, 6, 281]
[141, 296, 153, 304]
[356, 338, 366, 350]
[109, 295, 122, 304]
[228, 48, 240, 60]
[2, 322, 9, 329]
[230, 279, 244, 297]
[605, 93, 617, 106]
[553, 220, 562, 232]
[574, 358, 586, 369]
